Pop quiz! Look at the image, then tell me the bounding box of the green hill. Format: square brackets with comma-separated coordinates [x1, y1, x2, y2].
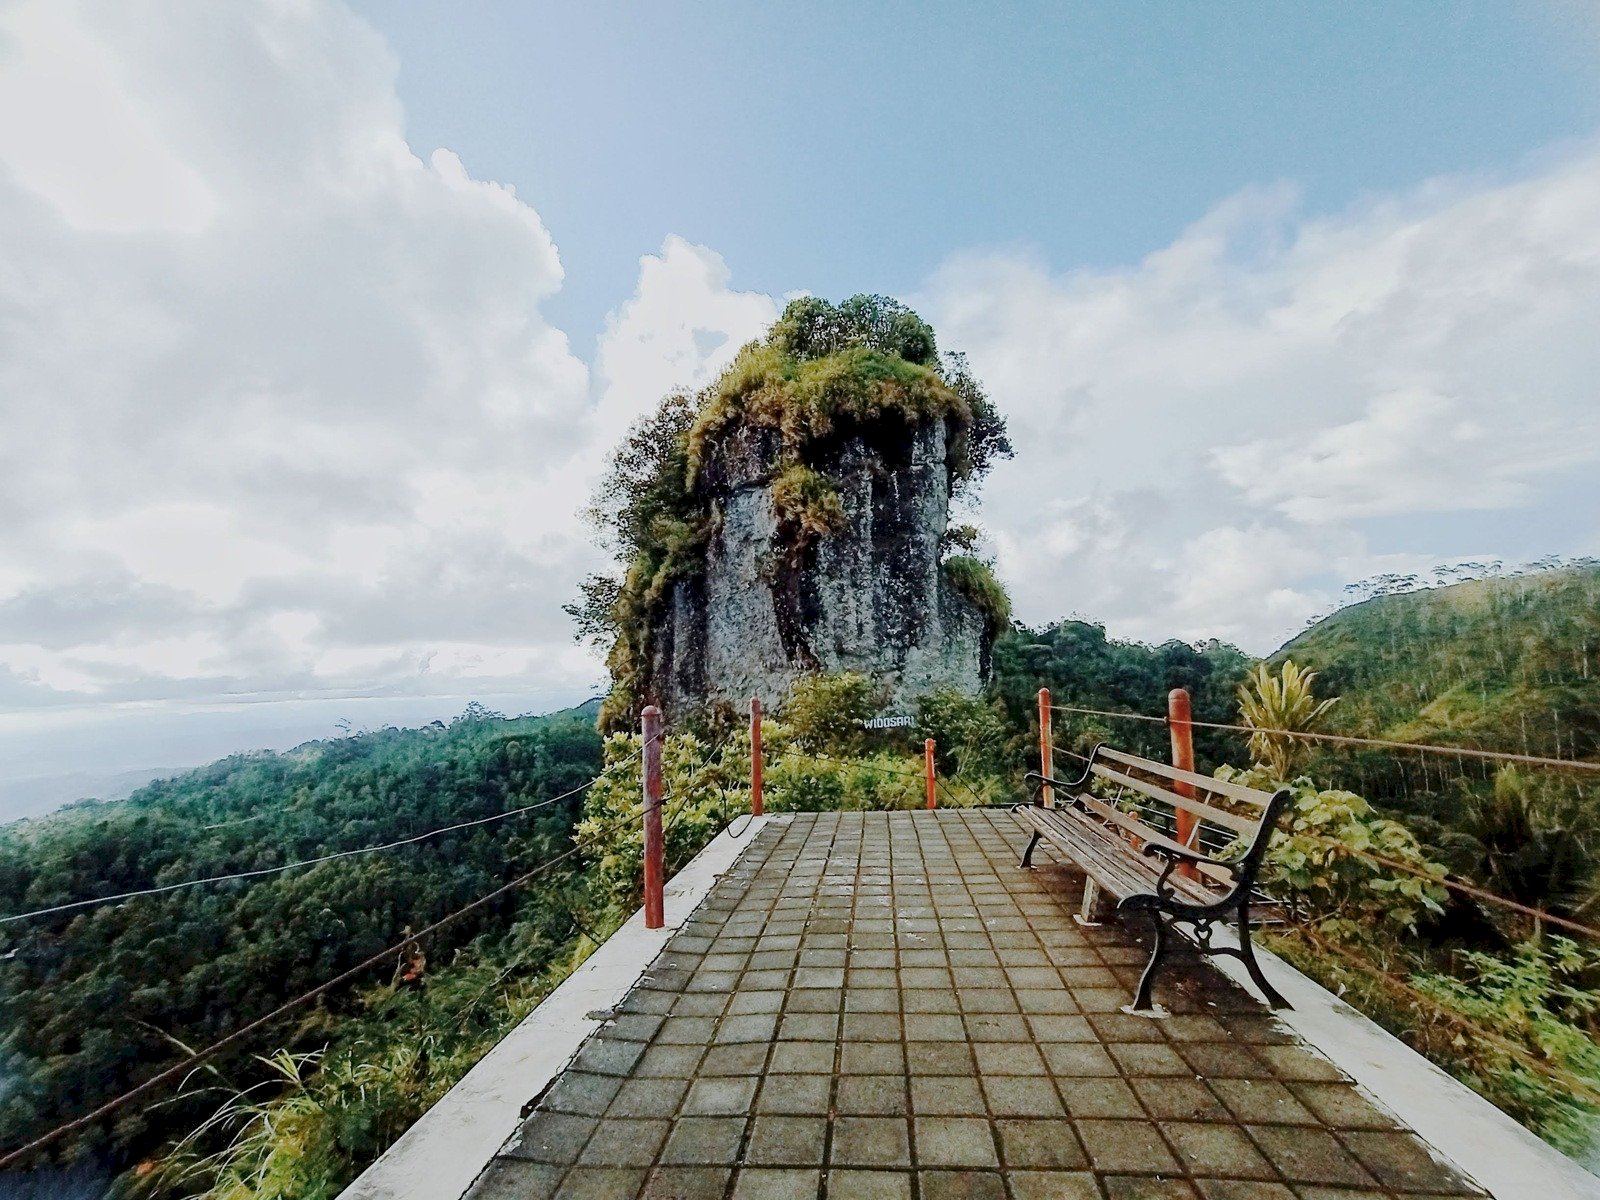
[1270, 565, 1600, 897]
[0, 701, 603, 1187]
[1278, 564, 1600, 764]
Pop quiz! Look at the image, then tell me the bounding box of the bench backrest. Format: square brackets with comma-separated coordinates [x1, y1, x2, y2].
[1065, 744, 1286, 890]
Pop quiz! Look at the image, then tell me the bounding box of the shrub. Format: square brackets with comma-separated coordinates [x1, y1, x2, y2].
[943, 555, 1011, 639]
[1411, 937, 1600, 1152]
[780, 672, 882, 754]
[771, 464, 847, 545]
[916, 688, 1011, 779]
[1217, 765, 1448, 942]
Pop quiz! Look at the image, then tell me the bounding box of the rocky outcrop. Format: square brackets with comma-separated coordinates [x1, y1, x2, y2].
[646, 417, 988, 718]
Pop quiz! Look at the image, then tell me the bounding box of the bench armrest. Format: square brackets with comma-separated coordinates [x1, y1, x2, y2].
[1024, 764, 1094, 794]
[1141, 842, 1235, 875]
[1141, 842, 1242, 904]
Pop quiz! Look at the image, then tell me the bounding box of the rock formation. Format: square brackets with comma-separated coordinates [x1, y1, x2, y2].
[582, 294, 1011, 730]
[649, 415, 989, 718]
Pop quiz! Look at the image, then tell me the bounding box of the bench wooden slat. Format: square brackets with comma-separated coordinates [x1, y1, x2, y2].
[1017, 803, 1220, 904]
[1098, 747, 1274, 808]
[1071, 792, 1237, 886]
[1089, 763, 1259, 836]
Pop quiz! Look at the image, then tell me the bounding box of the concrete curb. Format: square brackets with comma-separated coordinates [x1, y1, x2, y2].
[1205, 924, 1600, 1200]
[339, 816, 784, 1200]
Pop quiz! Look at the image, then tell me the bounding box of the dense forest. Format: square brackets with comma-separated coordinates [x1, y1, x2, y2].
[990, 619, 1253, 769]
[0, 703, 603, 1193]
[3, 566, 1597, 1194]
[1272, 564, 1600, 893]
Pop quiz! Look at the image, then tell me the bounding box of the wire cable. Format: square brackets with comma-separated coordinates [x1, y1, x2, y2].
[0, 774, 670, 1171]
[1, 746, 647, 926]
[1046, 702, 1600, 773]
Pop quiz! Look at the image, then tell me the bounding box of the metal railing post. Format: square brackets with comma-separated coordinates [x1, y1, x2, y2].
[642, 705, 664, 929]
[1038, 687, 1054, 808]
[750, 696, 764, 817]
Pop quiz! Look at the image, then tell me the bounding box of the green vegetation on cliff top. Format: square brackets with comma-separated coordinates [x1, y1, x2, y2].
[572, 294, 1012, 730]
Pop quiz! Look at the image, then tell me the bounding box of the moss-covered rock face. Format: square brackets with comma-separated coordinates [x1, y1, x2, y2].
[581, 295, 1012, 731]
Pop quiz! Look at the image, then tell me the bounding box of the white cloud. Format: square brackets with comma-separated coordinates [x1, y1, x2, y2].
[1214, 388, 1593, 522]
[0, 0, 789, 734]
[0, 0, 597, 709]
[923, 147, 1600, 652]
[592, 235, 779, 433]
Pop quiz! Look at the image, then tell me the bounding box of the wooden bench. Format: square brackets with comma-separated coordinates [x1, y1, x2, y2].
[1014, 744, 1292, 1012]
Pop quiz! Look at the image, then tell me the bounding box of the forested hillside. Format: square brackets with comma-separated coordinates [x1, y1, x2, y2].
[1285, 564, 1598, 754]
[1275, 564, 1599, 836]
[0, 703, 603, 1189]
[990, 619, 1253, 768]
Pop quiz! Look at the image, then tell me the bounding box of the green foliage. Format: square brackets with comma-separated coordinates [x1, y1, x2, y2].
[1450, 767, 1598, 926]
[1218, 765, 1449, 941]
[770, 464, 847, 545]
[916, 689, 1011, 780]
[1237, 660, 1339, 782]
[780, 672, 882, 754]
[574, 295, 1011, 729]
[989, 619, 1253, 771]
[942, 555, 1012, 640]
[147, 922, 608, 1199]
[573, 732, 745, 914]
[1411, 938, 1600, 1152]
[0, 704, 603, 1185]
[766, 294, 939, 365]
[941, 523, 981, 554]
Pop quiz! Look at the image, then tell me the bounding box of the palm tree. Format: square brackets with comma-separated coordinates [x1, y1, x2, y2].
[1237, 660, 1339, 782]
[1459, 766, 1596, 934]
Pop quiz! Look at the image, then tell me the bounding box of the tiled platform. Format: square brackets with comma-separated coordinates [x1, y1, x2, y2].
[467, 811, 1483, 1199]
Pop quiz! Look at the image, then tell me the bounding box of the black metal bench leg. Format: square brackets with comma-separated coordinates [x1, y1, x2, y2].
[1020, 829, 1042, 869]
[1130, 909, 1167, 1011]
[1235, 910, 1291, 1010]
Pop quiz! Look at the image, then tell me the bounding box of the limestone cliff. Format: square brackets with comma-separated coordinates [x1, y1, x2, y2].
[581, 294, 1011, 730]
[649, 415, 989, 718]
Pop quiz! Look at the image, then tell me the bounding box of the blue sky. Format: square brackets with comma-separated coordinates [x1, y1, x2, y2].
[355, 2, 1600, 348]
[0, 0, 1598, 811]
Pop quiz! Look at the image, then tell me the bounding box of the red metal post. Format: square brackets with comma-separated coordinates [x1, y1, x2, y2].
[1038, 687, 1054, 808]
[750, 696, 764, 817]
[925, 738, 937, 810]
[1168, 688, 1197, 853]
[642, 705, 664, 929]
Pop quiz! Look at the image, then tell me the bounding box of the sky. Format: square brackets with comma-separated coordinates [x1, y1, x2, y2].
[1, 0, 1598, 810]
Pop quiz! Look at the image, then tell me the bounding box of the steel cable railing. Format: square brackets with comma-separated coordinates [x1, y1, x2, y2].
[0, 757, 672, 1172]
[1047, 702, 1600, 773]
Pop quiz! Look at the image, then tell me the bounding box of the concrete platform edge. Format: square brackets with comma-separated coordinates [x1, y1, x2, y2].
[338, 815, 786, 1200]
[1205, 924, 1600, 1200]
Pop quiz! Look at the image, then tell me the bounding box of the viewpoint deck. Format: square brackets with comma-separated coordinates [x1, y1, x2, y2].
[467, 811, 1483, 1200]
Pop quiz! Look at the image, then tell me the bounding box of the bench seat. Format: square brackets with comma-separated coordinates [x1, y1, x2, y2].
[1015, 744, 1293, 1012]
[1014, 802, 1218, 907]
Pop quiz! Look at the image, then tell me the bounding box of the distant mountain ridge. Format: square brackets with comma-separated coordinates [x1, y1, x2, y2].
[1275, 564, 1599, 766]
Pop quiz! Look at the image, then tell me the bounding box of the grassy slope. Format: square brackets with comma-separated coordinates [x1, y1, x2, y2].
[1275, 565, 1600, 765]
